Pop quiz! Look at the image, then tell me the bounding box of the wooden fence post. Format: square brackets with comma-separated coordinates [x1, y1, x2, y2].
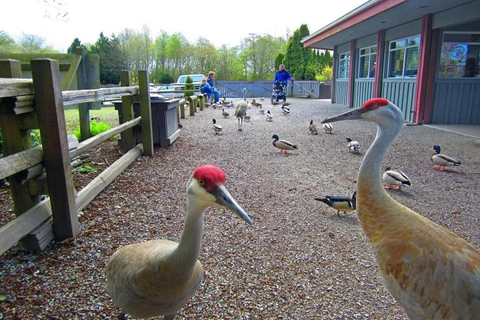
[137, 70, 153, 156]
[76, 46, 91, 141]
[0, 59, 42, 219]
[31, 58, 79, 240]
[119, 71, 135, 150]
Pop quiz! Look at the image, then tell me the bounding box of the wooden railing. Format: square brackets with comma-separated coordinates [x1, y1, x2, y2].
[0, 59, 154, 255]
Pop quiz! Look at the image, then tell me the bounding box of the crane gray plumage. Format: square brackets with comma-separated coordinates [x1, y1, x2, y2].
[235, 100, 248, 131]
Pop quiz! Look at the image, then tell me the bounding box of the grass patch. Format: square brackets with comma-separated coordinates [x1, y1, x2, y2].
[64, 106, 119, 135]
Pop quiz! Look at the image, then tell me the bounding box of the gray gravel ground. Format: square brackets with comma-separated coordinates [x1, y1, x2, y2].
[1, 98, 479, 319]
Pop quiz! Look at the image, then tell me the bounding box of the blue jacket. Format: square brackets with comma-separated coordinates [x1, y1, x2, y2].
[274, 69, 291, 83]
[201, 82, 213, 95]
[207, 76, 215, 88]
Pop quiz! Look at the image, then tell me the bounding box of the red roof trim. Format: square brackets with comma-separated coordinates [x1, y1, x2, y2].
[303, 0, 407, 47]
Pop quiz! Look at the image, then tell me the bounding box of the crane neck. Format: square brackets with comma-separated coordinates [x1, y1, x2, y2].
[172, 196, 208, 273]
[357, 117, 403, 240]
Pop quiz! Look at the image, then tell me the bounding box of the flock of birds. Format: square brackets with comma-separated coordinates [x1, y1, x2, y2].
[106, 97, 478, 319]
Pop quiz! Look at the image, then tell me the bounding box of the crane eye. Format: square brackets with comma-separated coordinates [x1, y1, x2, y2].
[198, 179, 205, 186]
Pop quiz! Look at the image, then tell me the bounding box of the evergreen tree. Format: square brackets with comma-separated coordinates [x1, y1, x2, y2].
[67, 38, 82, 54]
[89, 32, 124, 85]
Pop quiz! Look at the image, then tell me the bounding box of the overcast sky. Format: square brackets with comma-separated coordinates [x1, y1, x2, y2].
[3, 0, 367, 52]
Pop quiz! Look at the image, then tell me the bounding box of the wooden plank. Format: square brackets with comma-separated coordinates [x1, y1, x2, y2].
[31, 58, 79, 240]
[138, 70, 153, 156]
[0, 146, 43, 180]
[120, 71, 135, 149]
[0, 59, 22, 78]
[62, 86, 138, 106]
[0, 198, 52, 256]
[61, 53, 82, 90]
[22, 217, 54, 252]
[76, 144, 143, 211]
[69, 117, 141, 159]
[0, 78, 34, 98]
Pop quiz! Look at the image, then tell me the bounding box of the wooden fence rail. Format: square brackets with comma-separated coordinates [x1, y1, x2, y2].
[0, 59, 155, 256]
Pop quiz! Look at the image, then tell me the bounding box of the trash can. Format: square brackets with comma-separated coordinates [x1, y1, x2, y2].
[114, 97, 181, 148]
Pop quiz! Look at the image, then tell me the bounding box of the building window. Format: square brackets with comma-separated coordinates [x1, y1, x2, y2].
[338, 52, 350, 79]
[439, 32, 480, 78]
[388, 35, 420, 78]
[358, 46, 377, 78]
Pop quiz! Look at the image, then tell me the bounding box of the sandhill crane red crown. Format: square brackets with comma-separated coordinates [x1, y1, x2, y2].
[322, 98, 480, 319]
[106, 165, 253, 320]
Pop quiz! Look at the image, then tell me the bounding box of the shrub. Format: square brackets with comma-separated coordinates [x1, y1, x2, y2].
[73, 120, 111, 140]
[184, 76, 194, 97]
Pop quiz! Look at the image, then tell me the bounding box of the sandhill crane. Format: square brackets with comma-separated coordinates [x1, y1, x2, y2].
[272, 134, 298, 154]
[106, 165, 253, 320]
[431, 145, 461, 170]
[315, 191, 356, 216]
[235, 100, 248, 131]
[322, 98, 480, 319]
[382, 167, 411, 190]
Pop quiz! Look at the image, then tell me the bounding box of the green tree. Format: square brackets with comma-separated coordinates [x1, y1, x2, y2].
[67, 38, 82, 54]
[89, 32, 124, 84]
[18, 33, 55, 53]
[0, 31, 18, 53]
[283, 28, 305, 80]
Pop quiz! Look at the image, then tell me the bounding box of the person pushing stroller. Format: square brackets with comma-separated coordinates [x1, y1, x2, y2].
[272, 64, 291, 103]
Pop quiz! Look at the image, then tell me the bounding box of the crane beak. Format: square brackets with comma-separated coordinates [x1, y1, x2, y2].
[322, 108, 364, 123]
[213, 185, 253, 225]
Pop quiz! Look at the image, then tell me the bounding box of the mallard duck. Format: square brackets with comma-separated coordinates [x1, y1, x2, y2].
[383, 167, 411, 190]
[315, 191, 356, 216]
[322, 123, 333, 134]
[308, 120, 319, 135]
[251, 99, 262, 107]
[281, 105, 290, 116]
[244, 115, 251, 122]
[272, 134, 298, 153]
[266, 110, 273, 122]
[282, 102, 290, 106]
[431, 145, 461, 170]
[346, 138, 361, 153]
[321, 97, 480, 319]
[259, 107, 265, 115]
[271, 101, 280, 106]
[222, 108, 229, 118]
[212, 119, 222, 135]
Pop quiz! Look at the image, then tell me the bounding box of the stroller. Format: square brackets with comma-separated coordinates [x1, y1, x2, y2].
[271, 81, 287, 103]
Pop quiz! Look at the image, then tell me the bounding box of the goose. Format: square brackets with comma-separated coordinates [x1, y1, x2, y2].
[321, 97, 480, 319]
[382, 167, 411, 190]
[212, 119, 222, 135]
[272, 134, 298, 153]
[315, 191, 356, 216]
[266, 110, 273, 122]
[106, 165, 253, 320]
[322, 123, 333, 134]
[346, 138, 361, 153]
[308, 120, 319, 135]
[431, 145, 461, 170]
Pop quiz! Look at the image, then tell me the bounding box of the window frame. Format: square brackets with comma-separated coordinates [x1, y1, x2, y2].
[357, 45, 377, 79]
[387, 35, 420, 78]
[338, 52, 350, 79]
[438, 31, 480, 78]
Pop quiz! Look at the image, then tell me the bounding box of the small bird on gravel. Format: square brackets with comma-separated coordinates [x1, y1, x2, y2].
[222, 108, 229, 118]
[382, 167, 411, 190]
[272, 134, 298, 153]
[315, 191, 356, 216]
[346, 138, 361, 153]
[266, 110, 273, 122]
[309, 120, 319, 135]
[430, 145, 461, 170]
[322, 123, 333, 134]
[212, 119, 222, 135]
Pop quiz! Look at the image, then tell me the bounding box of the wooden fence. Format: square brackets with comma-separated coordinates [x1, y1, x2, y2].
[0, 58, 156, 256]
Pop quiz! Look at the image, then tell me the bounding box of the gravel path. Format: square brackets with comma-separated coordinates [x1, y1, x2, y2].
[1, 98, 479, 319]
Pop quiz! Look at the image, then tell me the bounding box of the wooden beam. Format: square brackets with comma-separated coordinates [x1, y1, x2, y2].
[120, 70, 135, 149]
[0, 146, 43, 180]
[61, 53, 82, 90]
[69, 116, 141, 159]
[138, 70, 153, 156]
[0, 78, 34, 98]
[0, 198, 52, 256]
[62, 86, 139, 106]
[31, 58, 79, 240]
[76, 144, 143, 211]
